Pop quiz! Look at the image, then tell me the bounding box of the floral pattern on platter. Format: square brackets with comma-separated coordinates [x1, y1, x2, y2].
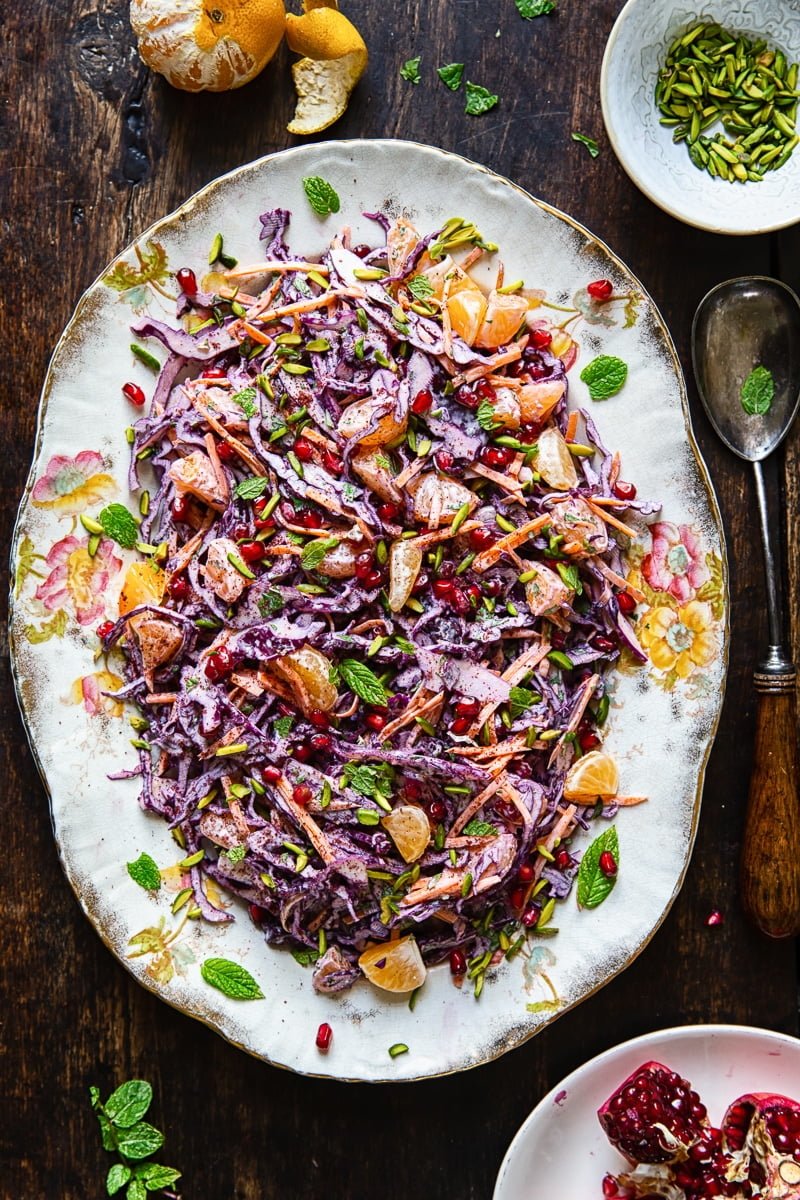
[67, 670, 125, 718]
[30, 450, 116, 513]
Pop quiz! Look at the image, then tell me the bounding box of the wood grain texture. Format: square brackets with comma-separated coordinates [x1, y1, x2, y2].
[741, 684, 800, 938]
[1, 2, 798, 1197]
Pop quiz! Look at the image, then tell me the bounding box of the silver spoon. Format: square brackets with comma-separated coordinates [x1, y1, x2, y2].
[692, 276, 800, 938]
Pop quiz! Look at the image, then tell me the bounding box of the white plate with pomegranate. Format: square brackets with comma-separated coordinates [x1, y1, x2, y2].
[493, 1024, 800, 1200]
[10, 140, 728, 1081]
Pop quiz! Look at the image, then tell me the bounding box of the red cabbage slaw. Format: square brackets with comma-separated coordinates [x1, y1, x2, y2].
[105, 208, 657, 997]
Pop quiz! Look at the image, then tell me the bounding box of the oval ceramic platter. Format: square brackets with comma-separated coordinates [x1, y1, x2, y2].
[10, 140, 728, 1081]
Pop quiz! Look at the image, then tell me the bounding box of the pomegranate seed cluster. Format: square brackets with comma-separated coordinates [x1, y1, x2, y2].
[105, 208, 653, 1000]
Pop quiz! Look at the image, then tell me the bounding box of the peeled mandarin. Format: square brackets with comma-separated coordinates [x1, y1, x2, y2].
[118, 560, 166, 616]
[563, 751, 619, 800]
[358, 935, 427, 993]
[381, 806, 430, 863]
[535, 425, 578, 490]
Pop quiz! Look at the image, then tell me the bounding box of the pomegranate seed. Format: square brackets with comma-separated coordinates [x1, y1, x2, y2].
[363, 569, 383, 589]
[176, 267, 198, 296]
[301, 509, 322, 528]
[450, 716, 471, 735]
[293, 437, 315, 461]
[602, 1175, 620, 1198]
[239, 541, 265, 563]
[578, 720, 604, 748]
[202, 367, 227, 380]
[434, 449, 454, 471]
[412, 571, 429, 594]
[316, 1022, 333, 1051]
[705, 909, 724, 927]
[550, 630, 567, 649]
[617, 590, 637, 615]
[354, 551, 375, 580]
[522, 904, 541, 927]
[293, 743, 313, 763]
[510, 887, 526, 910]
[428, 800, 446, 822]
[97, 620, 114, 639]
[309, 710, 330, 730]
[613, 479, 637, 502]
[466, 584, 482, 608]
[554, 848, 572, 870]
[496, 800, 519, 823]
[122, 381, 146, 407]
[518, 864, 535, 883]
[310, 733, 332, 753]
[366, 713, 386, 732]
[587, 278, 613, 301]
[254, 516, 275, 531]
[433, 578, 455, 600]
[455, 698, 480, 718]
[216, 440, 236, 462]
[474, 379, 497, 401]
[449, 949, 467, 976]
[403, 779, 423, 801]
[599, 1062, 706, 1166]
[437, 561, 455, 580]
[171, 494, 190, 521]
[455, 384, 478, 410]
[322, 450, 343, 474]
[248, 903, 266, 923]
[353, 243, 372, 258]
[482, 578, 503, 598]
[469, 526, 495, 551]
[377, 501, 400, 522]
[262, 766, 282, 785]
[481, 446, 512, 469]
[529, 327, 553, 350]
[168, 575, 189, 601]
[593, 635, 616, 654]
[599, 850, 618, 877]
[205, 647, 233, 682]
[293, 784, 312, 806]
[411, 388, 433, 414]
[253, 497, 269, 515]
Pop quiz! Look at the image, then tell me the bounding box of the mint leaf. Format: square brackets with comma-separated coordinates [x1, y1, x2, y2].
[394, 636, 415, 654]
[463, 818, 497, 836]
[476, 398, 500, 431]
[465, 82, 499, 115]
[343, 761, 394, 802]
[234, 476, 269, 500]
[134, 1163, 182, 1190]
[741, 365, 774, 416]
[115, 1121, 164, 1161]
[339, 658, 389, 706]
[232, 386, 258, 419]
[407, 274, 435, 300]
[572, 131, 600, 158]
[509, 685, 537, 720]
[274, 715, 294, 738]
[301, 536, 339, 571]
[291, 946, 320, 966]
[579, 355, 628, 401]
[105, 1080, 153, 1129]
[437, 62, 464, 90]
[257, 589, 283, 617]
[99, 503, 139, 550]
[577, 825, 619, 909]
[201, 957, 264, 999]
[126, 853, 160, 893]
[302, 176, 341, 217]
[515, 0, 556, 15]
[556, 561, 582, 594]
[400, 56, 421, 83]
[224, 845, 247, 864]
[107, 1164, 132, 1195]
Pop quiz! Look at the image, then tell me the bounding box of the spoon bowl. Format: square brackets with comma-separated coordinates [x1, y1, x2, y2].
[692, 277, 800, 461]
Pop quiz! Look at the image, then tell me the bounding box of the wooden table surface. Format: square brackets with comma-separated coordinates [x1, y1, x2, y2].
[2, 2, 799, 1196]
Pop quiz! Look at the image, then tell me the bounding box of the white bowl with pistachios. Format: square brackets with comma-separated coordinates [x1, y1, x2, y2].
[601, 0, 800, 234]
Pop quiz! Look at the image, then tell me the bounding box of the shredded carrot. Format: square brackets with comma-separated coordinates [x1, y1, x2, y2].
[276, 779, 335, 863]
[610, 795, 648, 807]
[587, 499, 638, 539]
[190, 395, 265, 477]
[609, 451, 621, 487]
[225, 261, 331, 279]
[407, 521, 479, 551]
[591, 558, 646, 603]
[565, 410, 579, 442]
[253, 288, 362, 325]
[394, 457, 427, 490]
[456, 343, 523, 385]
[471, 461, 525, 496]
[204, 432, 230, 504]
[239, 321, 273, 346]
[381, 690, 444, 742]
[450, 774, 508, 837]
[472, 514, 551, 572]
[144, 692, 178, 705]
[588, 496, 632, 509]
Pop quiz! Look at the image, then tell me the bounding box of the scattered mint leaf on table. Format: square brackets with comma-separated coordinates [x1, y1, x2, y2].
[571, 131, 600, 158]
[577, 826, 619, 909]
[99, 503, 139, 550]
[580, 355, 628, 400]
[437, 62, 464, 89]
[126, 853, 161, 893]
[115, 1122, 164, 1162]
[400, 56, 422, 83]
[465, 82, 499, 115]
[106, 1163, 132, 1195]
[741, 365, 774, 415]
[515, 0, 556, 16]
[104, 1080, 153, 1129]
[90, 1081, 180, 1195]
[301, 175, 341, 217]
[339, 658, 389, 706]
[201, 956, 264, 999]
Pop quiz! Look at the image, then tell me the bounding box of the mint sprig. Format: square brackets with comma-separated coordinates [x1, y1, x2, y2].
[407, 274, 435, 300]
[339, 658, 389, 706]
[90, 1081, 181, 1198]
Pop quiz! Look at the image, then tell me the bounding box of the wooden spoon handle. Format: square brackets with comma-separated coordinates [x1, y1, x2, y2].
[740, 667, 800, 938]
